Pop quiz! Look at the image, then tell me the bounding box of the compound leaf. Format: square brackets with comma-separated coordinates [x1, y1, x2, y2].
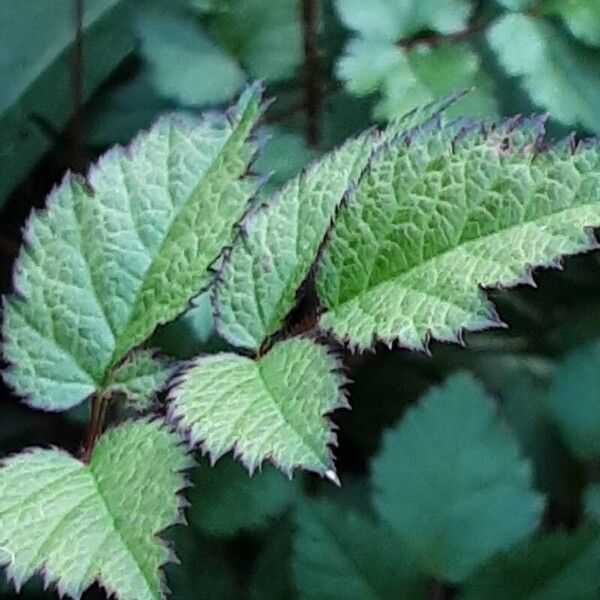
[0, 420, 191, 600]
[334, 0, 472, 42]
[316, 106, 600, 350]
[293, 499, 428, 600]
[104, 349, 176, 411]
[373, 374, 543, 582]
[461, 527, 600, 600]
[187, 457, 293, 536]
[488, 14, 600, 133]
[169, 337, 347, 477]
[3, 85, 264, 410]
[545, 339, 600, 460]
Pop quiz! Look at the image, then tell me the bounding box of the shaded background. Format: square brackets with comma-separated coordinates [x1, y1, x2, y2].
[1, 0, 600, 598]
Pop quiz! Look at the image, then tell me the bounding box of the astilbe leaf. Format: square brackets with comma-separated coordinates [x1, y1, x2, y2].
[2, 84, 265, 411]
[168, 337, 348, 479]
[316, 112, 600, 350]
[0, 420, 192, 600]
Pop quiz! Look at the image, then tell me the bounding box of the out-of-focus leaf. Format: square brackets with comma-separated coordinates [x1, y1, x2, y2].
[338, 40, 497, 121]
[165, 527, 241, 600]
[502, 376, 584, 505]
[137, 2, 245, 106]
[254, 126, 318, 193]
[488, 14, 600, 133]
[460, 527, 600, 600]
[188, 457, 294, 536]
[546, 339, 600, 460]
[334, 0, 473, 41]
[212, 0, 302, 81]
[87, 71, 176, 146]
[373, 374, 543, 583]
[293, 500, 428, 599]
[550, 0, 600, 47]
[585, 484, 600, 522]
[496, 0, 535, 9]
[250, 518, 298, 600]
[0, 0, 134, 204]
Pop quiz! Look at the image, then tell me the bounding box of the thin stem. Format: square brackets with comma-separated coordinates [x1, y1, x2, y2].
[399, 23, 488, 50]
[300, 0, 320, 146]
[70, 0, 84, 172]
[81, 391, 108, 463]
[429, 580, 447, 600]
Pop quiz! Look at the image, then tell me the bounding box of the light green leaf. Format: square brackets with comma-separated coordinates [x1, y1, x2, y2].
[212, 0, 302, 81]
[0, 0, 134, 205]
[0, 419, 192, 600]
[373, 374, 543, 582]
[104, 349, 176, 411]
[188, 457, 293, 536]
[496, 0, 535, 9]
[551, 0, 600, 47]
[338, 40, 497, 122]
[2, 85, 264, 410]
[461, 527, 600, 600]
[293, 499, 428, 600]
[316, 107, 600, 350]
[584, 484, 600, 522]
[169, 337, 347, 477]
[335, 0, 473, 42]
[213, 130, 377, 350]
[488, 14, 600, 133]
[137, 3, 246, 107]
[545, 339, 600, 459]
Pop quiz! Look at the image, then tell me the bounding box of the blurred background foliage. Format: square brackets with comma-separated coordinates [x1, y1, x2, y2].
[2, 0, 600, 598]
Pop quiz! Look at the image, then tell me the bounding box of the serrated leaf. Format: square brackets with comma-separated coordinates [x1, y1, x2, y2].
[104, 349, 176, 411]
[585, 484, 600, 522]
[545, 339, 600, 460]
[137, 2, 246, 107]
[338, 40, 498, 123]
[334, 0, 473, 42]
[316, 108, 600, 350]
[3, 85, 264, 411]
[488, 14, 600, 133]
[212, 0, 302, 82]
[213, 130, 378, 350]
[460, 527, 600, 600]
[187, 457, 293, 536]
[373, 374, 543, 582]
[293, 499, 428, 600]
[0, 0, 134, 205]
[169, 337, 346, 476]
[0, 420, 191, 600]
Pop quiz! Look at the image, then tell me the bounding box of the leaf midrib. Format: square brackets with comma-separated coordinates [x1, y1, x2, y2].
[324, 201, 597, 315]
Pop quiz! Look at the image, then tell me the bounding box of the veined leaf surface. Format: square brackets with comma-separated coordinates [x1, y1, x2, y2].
[0, 420, 191, 600]
[316, 112, 600, 349]
[3, 85, 264, 410]
[169, 337, 346, 477]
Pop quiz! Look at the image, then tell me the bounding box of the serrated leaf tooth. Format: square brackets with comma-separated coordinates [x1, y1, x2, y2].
[324, 469, 341, 487]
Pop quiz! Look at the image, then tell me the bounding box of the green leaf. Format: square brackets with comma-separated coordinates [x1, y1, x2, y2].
[373, 374, 543, 582]
[461, 527, 600, 600]
[213, 130, 377, 350]
[584, 484, 600, 522]
[169, 337, 347, 477]
[496, 0, 534, 9]
[187, 457, 293, 536]
[137, 2, 246, 107]
[104, 349, 176, 411]
[293, 499, 428, 599]
[550, 0, 600, 47]
[0, 0, 134, 205]
[316, 108, 600, 350]
[212, 0, 302, 81]
[545, 339, 600, 460]
[338, 40, 498, 122]
[0, 419, 191, 600]
[488, 14, 600, 133]
[2, 85, 264, 410]
[335, 0, 472, 42]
